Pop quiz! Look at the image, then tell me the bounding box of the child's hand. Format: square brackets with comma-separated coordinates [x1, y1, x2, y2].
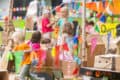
[31, 59, 38, 66]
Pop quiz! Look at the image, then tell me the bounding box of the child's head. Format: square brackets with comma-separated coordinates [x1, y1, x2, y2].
[31, 31, 41, 43]
[60, 6, 69, 18]
[11, 31, 25, 45]
[43, 9, 51, 18]
[88, 21, 94, 26]
[41, 38, 51, 50]
[63, 22, 74, 36]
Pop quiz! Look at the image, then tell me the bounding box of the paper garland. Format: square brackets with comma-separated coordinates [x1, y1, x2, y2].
[12, 7, 27, 12]
[13, 16, 23, 20]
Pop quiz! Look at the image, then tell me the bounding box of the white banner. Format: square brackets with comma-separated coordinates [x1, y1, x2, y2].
[0, 0, 10, 20]
[62, 0, 72, 3]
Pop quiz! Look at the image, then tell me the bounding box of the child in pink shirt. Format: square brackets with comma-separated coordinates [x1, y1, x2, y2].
[41, 9, 55, 39]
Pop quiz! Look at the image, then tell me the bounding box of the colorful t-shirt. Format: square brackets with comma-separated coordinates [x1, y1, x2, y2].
[13, 42, 40, 66]
[27, 41, 40, 51]
[13, 43, 31, 66]
[42, 17, 53, 33]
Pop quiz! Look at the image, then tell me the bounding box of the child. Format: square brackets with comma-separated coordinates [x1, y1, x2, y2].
[41, 9, 55, 39]
[57, 6, 73, 47]
[7, 31, 25, 72]
[13, 31, 41, 80]
[85, 21, 98, 35]
[61, 22, 74, 61]
[57, 6, 73, 36]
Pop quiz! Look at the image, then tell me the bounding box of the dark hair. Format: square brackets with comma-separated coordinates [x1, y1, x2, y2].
[30, 31, 41, 43]
[63, 22, 74, 36]
[88, 21, 94, 26]
[41, 38, 51, 44]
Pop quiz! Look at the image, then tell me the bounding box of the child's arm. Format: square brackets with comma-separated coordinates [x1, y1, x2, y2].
[47, 18, 59, 27]
[30, 51, 37, 61]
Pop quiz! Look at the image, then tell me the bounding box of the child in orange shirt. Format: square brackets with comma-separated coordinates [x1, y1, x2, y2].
[13, 31, 41, 80]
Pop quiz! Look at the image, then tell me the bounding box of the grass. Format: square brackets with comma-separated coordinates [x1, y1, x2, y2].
[0, 19, 25, 29]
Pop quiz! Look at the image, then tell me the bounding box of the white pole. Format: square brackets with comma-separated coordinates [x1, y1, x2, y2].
[81, 0, 86, 66]
[9, 0, 13, 20]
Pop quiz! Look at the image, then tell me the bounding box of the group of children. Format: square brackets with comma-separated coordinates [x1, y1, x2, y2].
[6, 5, 81, 80]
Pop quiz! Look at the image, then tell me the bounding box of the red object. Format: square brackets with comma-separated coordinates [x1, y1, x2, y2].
[72, 67, 79, 75]
[62, 43, 69, 51]
[41, 18, 53, 33]
[36, 49, 46, 67]
[55, 45, 60, 68]
[96, 13, 102, 18]
[55, 6, 61, 12]
[73, 44, 78, 49]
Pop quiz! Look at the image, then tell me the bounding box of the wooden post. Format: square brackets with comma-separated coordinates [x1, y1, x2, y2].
[81, 0, 86, 67]
[0, 0, 14, 71]
[9, 0, 14, 20]
[0, 40, 13, 70]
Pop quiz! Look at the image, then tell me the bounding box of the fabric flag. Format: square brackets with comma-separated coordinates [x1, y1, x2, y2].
[51, 47, 56, 57]
[76, 2, 80, 10]
[102, 0, 106, 8]
[36, 49, 46, 65]
[63, 43, 69, 51]
[94, 24, 100, 32]
[96, 13, 102, 18]
[73, 48, 78, 56]
[74, 56, 81, 65]
[100, 14, 106, 23]
[96, 2, 99, 10]
[71, 0, 75, 9]
[109, 0, 113, 6]
[55, 6, 61, 12]
[91, 37, 97, 56]
[73, 36, 78, 44]
[55, 46, 60, 68]
[106, 3, 112, 16]
[107, 32, 111, 50]
[72, 67, 79, 75]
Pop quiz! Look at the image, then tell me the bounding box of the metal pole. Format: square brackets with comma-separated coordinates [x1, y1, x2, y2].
[81, 0, 86, 67]
[9, 0, 13, 20]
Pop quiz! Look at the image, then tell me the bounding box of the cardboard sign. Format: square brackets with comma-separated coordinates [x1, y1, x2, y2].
[100, 23, 118, 38]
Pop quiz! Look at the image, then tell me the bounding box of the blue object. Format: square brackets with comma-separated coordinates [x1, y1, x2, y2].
[100, 14, 106, 23]
[73, 36, 78, 44]
[71, 0, 75, 9]
[74, 56, 81, 65]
